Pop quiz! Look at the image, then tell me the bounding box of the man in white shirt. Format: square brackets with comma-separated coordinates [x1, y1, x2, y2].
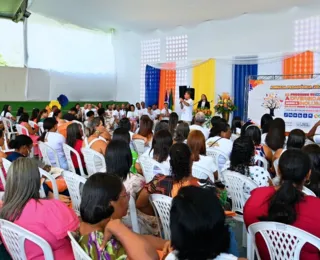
[152, 104, 161, 120]
[112, 105, 121, 121]
[189, 112, 210, 140]
[180, 90, 194, 124]
[119, 103, 127, 119]
[144, 106, 155, 120]
[161, 102, 172, 120]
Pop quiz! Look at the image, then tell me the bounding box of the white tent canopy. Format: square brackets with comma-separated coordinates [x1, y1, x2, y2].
[30, 0, 319, 31]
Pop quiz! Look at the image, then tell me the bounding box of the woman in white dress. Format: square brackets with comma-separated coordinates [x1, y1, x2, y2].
[187, 130, 218, 181]
[105, 139, 158, 235]
[164, 186, 243, 260]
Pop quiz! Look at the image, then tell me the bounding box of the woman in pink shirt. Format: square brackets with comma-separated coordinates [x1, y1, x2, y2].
[0, 157, 79, 260]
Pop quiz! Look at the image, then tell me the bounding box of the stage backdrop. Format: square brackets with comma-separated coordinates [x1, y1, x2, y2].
[248, 77, 320, 132]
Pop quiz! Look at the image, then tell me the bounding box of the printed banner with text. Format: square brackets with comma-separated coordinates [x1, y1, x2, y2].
[248, 78, 320, 132]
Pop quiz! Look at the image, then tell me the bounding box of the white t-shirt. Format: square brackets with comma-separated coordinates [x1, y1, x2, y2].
[45, 132, 68, 170]
[201, 101, 206, 108]
[206, 137, 233, 157]
[160, 108, 172, 120]
[189, 124, 210, 140]
[180, 99, 194, 122]
[193, 155, 218, 176]
[127, 111, 138, 119]
[0, 111, 13, 119]
[112, 110, 120, 119]
[152, 109, 161, 118]
[144, 110, 155, 120]
[120, 109, 127, 118]
[137, 148, 171, 176]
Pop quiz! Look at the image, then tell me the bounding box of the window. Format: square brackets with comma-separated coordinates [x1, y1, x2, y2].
[0, 19, 24, 67]
[140, 39, 160, 101]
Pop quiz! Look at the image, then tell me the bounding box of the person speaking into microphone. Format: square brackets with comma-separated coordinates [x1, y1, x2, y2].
[180, 90, 194, 124]
[197, 94, 210, 109]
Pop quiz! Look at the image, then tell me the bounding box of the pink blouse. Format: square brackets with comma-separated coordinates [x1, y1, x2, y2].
[13, 199, 79, 260]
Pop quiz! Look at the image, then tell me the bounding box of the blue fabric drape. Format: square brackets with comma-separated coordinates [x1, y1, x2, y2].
[145, 65, 160, 107]
[233, 63, 258, 120]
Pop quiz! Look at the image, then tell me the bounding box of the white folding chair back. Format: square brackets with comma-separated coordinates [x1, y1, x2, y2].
[38, 142, 61, 168]
[132, 139, 146, 156]
[2, 158, 11, 174]
[223, 170, 258, 214]
[302, 186, 316, 197]
[68, 231, 92, 260]
[129, 195, 140, 233]
[16, 124, 29, 136]
[192, 164, 214, 182]
[39, 167, 59, 200]
[273, 158, 279, 176]
[254, 155, 268, 170]
[150, 194, 172, 240]
[63, 171, 87, 216]
[63, 144, 86, 177]
[139, 155, 169, 183]
[81, 148, 106, 176]
[0, 219, 54, 260]
[28, 121, 38, 130]
[248, 222, 320, 260]
[37, 122, 44, 135]
[2, 118, 18, 139]
[206, 148, 229, 179]
[0, 167, 6, 190]
[72, 121, 85, 137]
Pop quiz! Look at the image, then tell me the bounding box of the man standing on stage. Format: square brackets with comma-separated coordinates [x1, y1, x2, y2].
[180, 90, 194, 124]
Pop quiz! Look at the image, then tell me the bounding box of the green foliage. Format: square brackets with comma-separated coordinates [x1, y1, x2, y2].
[0, 54, 7, 66]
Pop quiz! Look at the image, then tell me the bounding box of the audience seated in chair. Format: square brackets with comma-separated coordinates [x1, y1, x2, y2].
[244, 149, 320, 260]
[83, 117, 110, 155]
[164, 186, 245, 260]
[136, 143, 213, 216]
[6, 135, 33, 162]
[0, 158, 79, 260]
[78, 173, 163, 260]
[38, 118, 68, 170]
[173, 121, 190, 144]
[36, 109, 48, 123]
[105, 139, 158, 235]
[66, 123, 87, 175]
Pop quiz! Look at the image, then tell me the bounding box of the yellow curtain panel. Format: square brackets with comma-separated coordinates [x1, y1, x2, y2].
[192, 59, 216, 110]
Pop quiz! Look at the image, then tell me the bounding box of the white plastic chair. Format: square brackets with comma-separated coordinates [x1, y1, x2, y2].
[63, 143, 86, 177]
[63, 171, 87, 216]
[39, 167, 59, 200]
[302, 186, 316, 197]
[28, 121, 38, 130]
[16, 124, 29, 136]
[254, 155, 268, 170]
[2, 117, 18, 140]
[68, 231, 92, 260]
[192, 164, 214, 182]
[224, 170, 258, 247]
[2, 158, 11, 174]
[37, 122, 44, 135]
[247, 222, 320, 260]
[132, 139, 146, 156]
[139, 156, 169, 183]
[149, 194, 172, 240]
[81, 148, 106, 176]
[0, 219, 54, 260]
[206, 148, 229, 179]
[72, 121, 85, 137]
[129, 195, 140, 234]
[38, 141, 61, 168]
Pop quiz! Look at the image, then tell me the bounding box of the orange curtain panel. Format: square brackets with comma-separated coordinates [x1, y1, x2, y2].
[158, 63, 176, 110]
[283, 51, 314, 79]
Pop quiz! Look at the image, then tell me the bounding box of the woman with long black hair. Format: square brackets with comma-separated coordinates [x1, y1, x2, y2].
[244, 149, 320, 260]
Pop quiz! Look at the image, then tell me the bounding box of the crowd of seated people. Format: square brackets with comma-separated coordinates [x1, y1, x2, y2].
[0, 101, 320, 260]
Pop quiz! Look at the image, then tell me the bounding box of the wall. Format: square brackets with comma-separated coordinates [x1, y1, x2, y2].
[114, 4, 320, 104]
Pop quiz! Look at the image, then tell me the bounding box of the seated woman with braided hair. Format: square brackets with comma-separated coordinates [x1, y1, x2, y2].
[223, 136, 271, 196]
